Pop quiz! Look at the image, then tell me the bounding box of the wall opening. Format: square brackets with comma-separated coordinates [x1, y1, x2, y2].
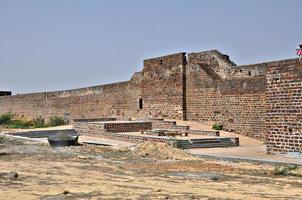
[139, 98, 143, 110]
[0, 91, 12, 96]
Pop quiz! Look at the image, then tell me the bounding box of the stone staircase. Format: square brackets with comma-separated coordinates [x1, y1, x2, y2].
[190, 137, 239, 148]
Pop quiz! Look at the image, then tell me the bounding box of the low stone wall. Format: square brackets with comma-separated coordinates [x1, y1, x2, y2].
[73, 118, 117, 123]
[103, 122, 152, 133]
[73, 121, 239, 149]
[88, 132, 168, 144]
[74, 122, 167, 144]
[74, 121, 152, 134]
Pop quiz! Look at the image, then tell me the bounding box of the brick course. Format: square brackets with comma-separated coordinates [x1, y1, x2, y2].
[186, 52, 267, 139]
[1, 50, 301, 153]
[73, 121, 152, 134]
[266, 60, 302, 154]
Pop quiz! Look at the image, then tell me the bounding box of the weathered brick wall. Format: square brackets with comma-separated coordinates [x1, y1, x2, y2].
[103, 121, 152, 133]
[0, 81, 139, 121]
[186, 72, 267, 138]
[73, 118, 117, 122]
[0, 53, 186, 121]
[186, 51, 267, 138]
[139, 53, 186, 120]
[73, 121, 152, 133]
[218, 77, 267, 138]
[266, 59, 302, 154]
[188, 50, 267, 80]
[2, 50, 301, 148]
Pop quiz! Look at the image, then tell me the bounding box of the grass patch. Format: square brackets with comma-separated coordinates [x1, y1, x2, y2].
[272, 165, 302, 177]
[48, 116, 65, 127]
[33, 117, 46, 128]
[0, 113, 66, 129]
[0, 113, 14, 124]
[6, 120, 31, 129]
[212, 124, 223, 131]
[0, 135, 10, 144]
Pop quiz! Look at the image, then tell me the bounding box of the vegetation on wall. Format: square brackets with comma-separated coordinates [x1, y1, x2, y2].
[212, 124, 223, 131]
[48, 116, 65, 127]
[0, 113, 14, 124]
[0, 113, 66, 129]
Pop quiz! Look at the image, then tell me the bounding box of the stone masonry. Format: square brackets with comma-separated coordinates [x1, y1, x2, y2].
[73, 121, 152, 134]
[266, 60, 302, 154]
[0, 50, 301, 154]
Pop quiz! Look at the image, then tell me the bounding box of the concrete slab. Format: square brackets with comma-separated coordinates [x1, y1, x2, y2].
[82, 141, 113, 146]
[79, 135, 133, 147]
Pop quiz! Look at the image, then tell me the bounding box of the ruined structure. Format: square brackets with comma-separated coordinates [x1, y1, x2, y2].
[0, 50, 301, 154]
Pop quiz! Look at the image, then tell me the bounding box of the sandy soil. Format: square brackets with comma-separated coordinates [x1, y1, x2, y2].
[1, 136, 302, 200]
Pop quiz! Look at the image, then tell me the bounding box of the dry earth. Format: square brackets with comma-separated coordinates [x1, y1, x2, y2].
[0, 136, 302, 200]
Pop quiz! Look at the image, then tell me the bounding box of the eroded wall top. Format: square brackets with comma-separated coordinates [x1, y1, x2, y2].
[188, 50, 267, 79]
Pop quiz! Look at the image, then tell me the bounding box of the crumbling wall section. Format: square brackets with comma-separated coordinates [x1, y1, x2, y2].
[186, 51, 267, 138]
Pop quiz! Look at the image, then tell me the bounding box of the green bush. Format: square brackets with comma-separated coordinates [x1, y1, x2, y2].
[7, 120, 30, 129]
[23, 120, 35, 127]
[1, 115, 65, 129]
[0, 135, 9, 144]
[0, 113, 14, 124]
[212, 124, 223, 130]
[33, 117, 46, 128]
[47, 116, 65, 127]
[273, 165, 300, 176]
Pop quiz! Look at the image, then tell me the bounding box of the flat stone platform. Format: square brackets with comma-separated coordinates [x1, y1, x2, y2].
[73, 120, 239, 149]
[78, 130, 239, 149]
[4, 129, 77, 138]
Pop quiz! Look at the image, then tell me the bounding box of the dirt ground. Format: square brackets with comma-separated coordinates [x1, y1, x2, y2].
[0, 136, 302, 200]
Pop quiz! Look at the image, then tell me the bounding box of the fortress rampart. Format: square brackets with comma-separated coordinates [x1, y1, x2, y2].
[0, 50, 301, 154]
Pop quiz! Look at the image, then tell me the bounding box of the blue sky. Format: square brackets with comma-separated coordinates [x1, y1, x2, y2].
[0, 0, 301, 94]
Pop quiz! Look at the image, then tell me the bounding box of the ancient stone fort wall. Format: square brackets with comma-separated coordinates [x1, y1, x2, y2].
[0, 50, 301, 154]
[266, 60, 302, 154]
